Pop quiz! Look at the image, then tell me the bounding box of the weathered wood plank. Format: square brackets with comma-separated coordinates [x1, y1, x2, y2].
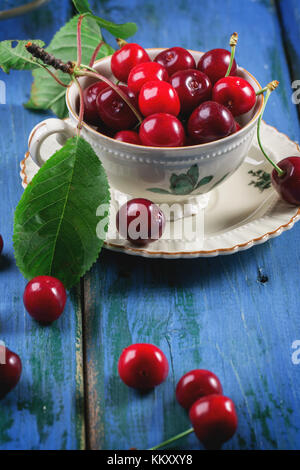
[0, 0, 85, 450]
[84, 0, 300, 450]
[276, 0, 300, 114]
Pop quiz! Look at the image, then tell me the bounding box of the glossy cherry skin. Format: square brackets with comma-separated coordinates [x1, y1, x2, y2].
[83, 81, 108, 125]
[118, 343, 169, 390]
[170, 69, 212, 116]
[0, 235, 3, 255]
[140, 113, 185, 147]
[139, 80, 180, 117]
[0, 347, 22, 399]
[189, 394, 238, 449]
[23, 276, 67, 324]
[188, 101, 235, 144]
[154, 47, 196, 76]
[116, 198, 165, 246]
[271, 157, 300, 205]
[198, 48, 237, 85]
[234, 121, 241, 132]
[128, 62, 169, 93]
[213, 76, 256, 116]
[114, 130, 141, 145]
[111, 43, 150, 82]
[176, 369, 223, 410]
[96, 85, 138, 131]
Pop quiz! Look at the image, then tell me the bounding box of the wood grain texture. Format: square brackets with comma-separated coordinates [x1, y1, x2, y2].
[0, 0, 85, 450]
[276, 0, 300, 114]
[83, 0, 300, 450]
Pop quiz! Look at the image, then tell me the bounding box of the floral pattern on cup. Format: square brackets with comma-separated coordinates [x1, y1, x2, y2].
[147, 164, 215, 195]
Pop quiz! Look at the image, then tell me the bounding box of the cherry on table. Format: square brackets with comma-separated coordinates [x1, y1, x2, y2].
[111, 42, 150, 82]
[116, 198, 165, 246]
[271, 157, 300, 205]
[0, 235, 3, 255]
[140, 113, 185, 147]
[154, 47, 196, 76]
[198, 48, 237, 85]
[139, 80, 180, 117]
[114, 130, 141, 145]
[96, 85, 139, 131]
[170, 69, 212, 116]
[118, 343, 169, 390]
[83, 81, 108, 125]
[189, 394, 238, 449]
[23, 275, 67, 324]
[128, 62, 169, 93]
[212, 76, 256, 116]
[187, 100, 235, 144]
[176, 369, 223, 409]
[0, 347, 22, 399]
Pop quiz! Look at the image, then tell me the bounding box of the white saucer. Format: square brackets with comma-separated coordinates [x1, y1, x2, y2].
[21, 122, 300, 258]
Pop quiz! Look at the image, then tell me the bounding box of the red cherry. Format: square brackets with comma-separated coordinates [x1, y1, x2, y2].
[118, 343, 169, 390]
[116, 198, 165, 246]
[213, 76, 256, 116]
[0, 235, 3, 255]
[96, 85, 138, 131]
[154, 47, 196, 76]
[234, 121, 241, 132]
[23, 276, 67, 324]
[139, 113, 185, 147]
[170, 69, 212, 116]
[139, 80, 180, 117]
[188, 101, 235, 144]
[176, 369, 223, 410]
[114, 130, 141, 145]
[271, 157, 300, 205]
[189, 394, 238, 449]
[128, 62, 169, 93]
[111, 43, 150, 83]
[0, 347, 22, 399]
[198, 48, 237, 85]
[83, 81, 108, 125]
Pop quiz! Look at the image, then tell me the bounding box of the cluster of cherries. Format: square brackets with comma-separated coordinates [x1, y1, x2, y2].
[0, 272, 67, 399]
[83, 34, 255, 147]
[118, 343, 238, 450]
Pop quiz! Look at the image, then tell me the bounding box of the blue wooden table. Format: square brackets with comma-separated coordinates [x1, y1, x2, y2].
[0, 0, 300, 450]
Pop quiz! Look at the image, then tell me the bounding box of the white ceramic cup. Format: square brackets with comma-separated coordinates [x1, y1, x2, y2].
[28, 48, 263, 204]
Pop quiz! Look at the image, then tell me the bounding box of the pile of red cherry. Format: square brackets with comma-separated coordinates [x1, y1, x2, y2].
[83, 41, 256, 146]
[118, 343, 238, 450]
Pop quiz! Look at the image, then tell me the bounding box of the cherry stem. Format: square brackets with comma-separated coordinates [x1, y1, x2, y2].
[225, 32, 238, 77]
[76, 69, 143, 123]
[257, 80, 284, 177]
[116, 38, 127, 49]
[89, 40, 105, 67]
[73, 76, 84, 136]
[256, 85, 268, 96]
[76, 15, 86, 68]
[40, 64, 69, 88]
[148, 428, 194, 451]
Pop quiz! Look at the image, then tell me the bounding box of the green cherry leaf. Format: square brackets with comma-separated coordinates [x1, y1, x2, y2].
[72, 0, 92, 14]
[13, 136, 110, 289]
[0, 39, 45, 73]
[72, 0, 137, 39]
[195, 175, 213, 189]
[25, 15, 114, 118]
[187, 164, 199, 186]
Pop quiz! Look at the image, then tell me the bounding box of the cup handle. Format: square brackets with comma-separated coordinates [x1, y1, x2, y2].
[28, 118, 75, 168]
